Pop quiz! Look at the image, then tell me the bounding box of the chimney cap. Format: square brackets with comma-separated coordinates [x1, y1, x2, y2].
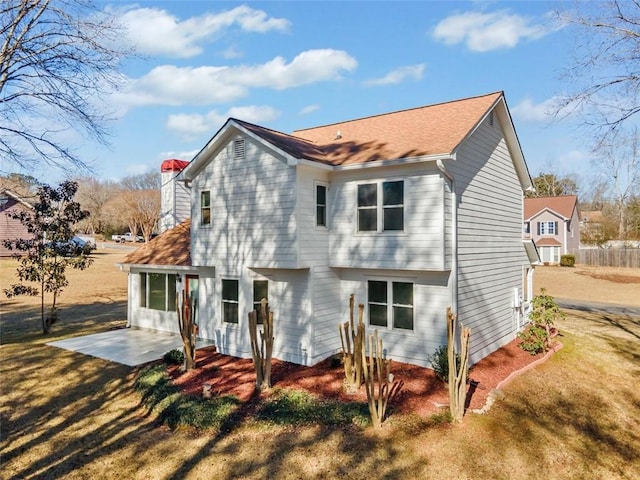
[161, 159, 190, 173]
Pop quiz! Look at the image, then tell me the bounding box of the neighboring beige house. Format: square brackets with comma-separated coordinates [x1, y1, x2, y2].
[119, 91, 538, 368]
[524, 195, 580, 263]
[0, 189, 34, 257]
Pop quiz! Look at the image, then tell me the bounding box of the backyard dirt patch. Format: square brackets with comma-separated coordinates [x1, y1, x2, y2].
[168, 337, 543, 416]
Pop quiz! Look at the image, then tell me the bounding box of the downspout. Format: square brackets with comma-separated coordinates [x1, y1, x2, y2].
[436, 159, 458, 315]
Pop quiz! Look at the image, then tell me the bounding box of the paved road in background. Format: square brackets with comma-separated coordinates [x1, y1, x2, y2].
[556, 298, 640, 316]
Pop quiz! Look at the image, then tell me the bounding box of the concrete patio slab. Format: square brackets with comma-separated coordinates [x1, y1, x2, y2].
[47, 328, 213, 367]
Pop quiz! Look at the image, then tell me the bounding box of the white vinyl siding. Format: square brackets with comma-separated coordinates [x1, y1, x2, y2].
[297, 166, 330, 267]
[338, 269, 450, 368]
[127, 268, 181, 334]
[191, 135, 298, 270]
[449, 114, 530, 364]
[330, 164, 448, 270]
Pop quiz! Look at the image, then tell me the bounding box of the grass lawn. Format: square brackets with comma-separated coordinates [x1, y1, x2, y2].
[1, 252, 639, 479]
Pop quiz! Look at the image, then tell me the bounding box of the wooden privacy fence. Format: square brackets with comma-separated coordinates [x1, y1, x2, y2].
[570, 249, 640, 268]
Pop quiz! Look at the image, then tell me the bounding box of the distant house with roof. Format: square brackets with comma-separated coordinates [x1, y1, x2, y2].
[118, 91, 538, 368]
[524, 195, 580, 263]
[0, 189, 34, 257]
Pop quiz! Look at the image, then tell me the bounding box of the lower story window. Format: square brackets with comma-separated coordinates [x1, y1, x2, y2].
[367, 280, 414, 330]
[253, 280, 268, 325]
[140, 272, 176, 312]
[222, 279, 239, 324]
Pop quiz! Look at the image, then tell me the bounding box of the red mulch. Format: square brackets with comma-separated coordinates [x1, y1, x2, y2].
[167, 338, 544, 417]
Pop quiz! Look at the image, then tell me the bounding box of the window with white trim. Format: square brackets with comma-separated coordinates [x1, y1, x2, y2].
[201, 191, 211, 225]
[253, 280, 268, 325]
[537, 221, 558, 235]
[222, 279, 239, 324]
[367, 280, 414, 330]
[357, 180, 404, 232]
[139, 272, 176, 312]
[316, 184, 327, 227]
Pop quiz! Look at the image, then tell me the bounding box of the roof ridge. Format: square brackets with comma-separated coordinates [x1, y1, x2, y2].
[293, 91, 504, 134]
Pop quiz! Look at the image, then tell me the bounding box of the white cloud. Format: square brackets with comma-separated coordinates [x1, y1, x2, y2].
[299, 104, 320, 116]
[364, 64, 425, 86]
[117, 49, 357, 108]
[166, 105, 280, 140]
[433, 10, 556, 52]
[118, 5, 290, 58]
[512, 97, 557, 122]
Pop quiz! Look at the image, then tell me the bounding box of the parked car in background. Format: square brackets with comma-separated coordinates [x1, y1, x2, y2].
[111, 232, 144, 243]
[48, 236, 95, 256]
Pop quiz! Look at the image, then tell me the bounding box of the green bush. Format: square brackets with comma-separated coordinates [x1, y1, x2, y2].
[428, 345, 463, 383]
[518, 288, 564, 355]
[560, 254, 575, 267]
[163, 348, 184, 365]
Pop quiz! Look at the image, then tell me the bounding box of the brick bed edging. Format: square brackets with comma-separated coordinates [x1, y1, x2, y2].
[471, 341, 564, 415]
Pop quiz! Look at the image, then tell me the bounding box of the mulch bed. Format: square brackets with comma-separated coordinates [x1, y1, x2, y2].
[167, 337, 544, 417]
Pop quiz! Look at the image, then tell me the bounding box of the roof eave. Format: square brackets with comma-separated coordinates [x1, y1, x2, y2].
[451, 94, 533, 192]
[331, 152, 457, 171]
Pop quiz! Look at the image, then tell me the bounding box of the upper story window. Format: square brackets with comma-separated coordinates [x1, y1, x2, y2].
[222, 279, 239, 324]
[233, 138, 245, 160]
[201, 191, 211, 225]
[316, 184, 327, 227]
[537, 221, 558, 235]
[367, 280, 414, 331]
[357, 180, 404, 232]
[524, 222, 531, 234]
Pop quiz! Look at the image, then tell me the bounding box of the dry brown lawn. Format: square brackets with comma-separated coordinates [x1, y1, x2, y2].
[1, 251, 639, 479]
[534, 264, 640, 306]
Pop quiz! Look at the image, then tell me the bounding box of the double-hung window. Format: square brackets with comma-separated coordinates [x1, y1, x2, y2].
[537, 221, 558, 235]
[222, 279, 239, 324]
[357, 180, 404, 232]
[367, 280, 414, 330]
[201, 191, 211, 225]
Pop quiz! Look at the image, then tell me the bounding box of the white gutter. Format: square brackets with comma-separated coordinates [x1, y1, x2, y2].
[436, 159, 458, 315]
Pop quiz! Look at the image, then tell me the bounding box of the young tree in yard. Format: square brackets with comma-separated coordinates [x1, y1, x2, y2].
[3, 181, 93, 334]
[0, 0, 131, 172]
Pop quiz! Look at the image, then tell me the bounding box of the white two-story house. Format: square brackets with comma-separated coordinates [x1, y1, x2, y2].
[119, 91, 538, 368]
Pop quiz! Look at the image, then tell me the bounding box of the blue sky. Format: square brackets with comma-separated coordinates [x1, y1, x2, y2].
[28, 1, 596, 183]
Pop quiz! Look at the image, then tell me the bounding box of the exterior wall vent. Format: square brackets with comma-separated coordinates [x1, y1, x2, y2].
[233, 138, 245, 160]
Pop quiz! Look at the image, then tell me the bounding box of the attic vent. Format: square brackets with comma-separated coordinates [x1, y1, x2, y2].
[489, 111, 494, 127]
[233, 138, 245, 159]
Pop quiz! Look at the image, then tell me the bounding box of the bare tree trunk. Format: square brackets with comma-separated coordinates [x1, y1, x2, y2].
[447, 307, 471, 423]
[249, 299, 274, 390]
[338, 294, 365, 392]
[177, 290, 197, 370]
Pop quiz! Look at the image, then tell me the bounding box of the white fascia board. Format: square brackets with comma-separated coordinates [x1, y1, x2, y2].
[453, 96, 533, 192]
[331, 152, 456, 171]
[294, 158, 334, 171]
[116, 263, 197, 273]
